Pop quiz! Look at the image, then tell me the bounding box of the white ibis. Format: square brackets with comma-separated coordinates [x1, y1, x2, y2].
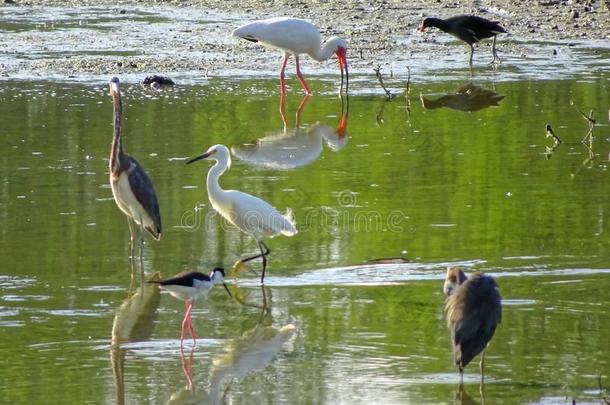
[151, 268, 231, 346]
[444, 267, 502, 385]
[108, 77, 162, 274]
[232, 17, 349, 95]
[186, 144, 297, 284]
[419, 15, 507, 65]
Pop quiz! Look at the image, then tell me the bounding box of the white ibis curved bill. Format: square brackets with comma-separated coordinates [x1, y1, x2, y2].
[108, 77, 162, 271]
[232, 17, 349, 95]
[186, 144, 297, 284]
[151, 268, 232, 346]
[444, 267, 502, 385]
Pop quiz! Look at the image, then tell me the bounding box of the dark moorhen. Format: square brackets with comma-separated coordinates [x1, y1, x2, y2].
[419, 15, 507, 65]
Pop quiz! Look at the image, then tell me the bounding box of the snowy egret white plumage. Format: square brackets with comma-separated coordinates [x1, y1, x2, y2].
[187, 144, 297, 283]
[232, 17, 349, 95]
[151, 268, 231, 346]
[108, 77, 162, 274]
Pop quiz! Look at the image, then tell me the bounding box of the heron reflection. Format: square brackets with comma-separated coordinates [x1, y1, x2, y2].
[420, 82, 504, 112]
[110, 272, 162, 405]
[231, 94, 349, 170]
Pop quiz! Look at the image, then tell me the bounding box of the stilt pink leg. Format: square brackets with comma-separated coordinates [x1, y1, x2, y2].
[279, 53, 289, 96]
[180, 302, 194, 347]
[184, 302, 196, 345]
[295, 55, 311, 95]
[180, 345, 194, 390]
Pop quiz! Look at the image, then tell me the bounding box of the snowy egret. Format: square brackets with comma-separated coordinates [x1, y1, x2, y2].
[419, 15, 507, 65]
[108, 77, 162, 273]
[232, 17, 349, 95]
[151, 268, 231, 346]
[444, 268, 502, 385]
[187, 144, 297, 284]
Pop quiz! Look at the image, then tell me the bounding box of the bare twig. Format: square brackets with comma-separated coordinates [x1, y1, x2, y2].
[373, 65, 395, 100]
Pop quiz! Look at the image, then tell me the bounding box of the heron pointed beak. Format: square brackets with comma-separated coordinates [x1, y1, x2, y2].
[222, 282, 233, 298]
[186, 152, 211, 164]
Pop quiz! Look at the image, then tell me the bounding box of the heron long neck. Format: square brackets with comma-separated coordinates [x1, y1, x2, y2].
[309, 39, 338, 62]
[206, 158, 229, 202]
[110, 92, 123, 175]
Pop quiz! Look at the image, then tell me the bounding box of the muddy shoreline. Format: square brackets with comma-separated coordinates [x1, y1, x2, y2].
[2, 0, 609, 80]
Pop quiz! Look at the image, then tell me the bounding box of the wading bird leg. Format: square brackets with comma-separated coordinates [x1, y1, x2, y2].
[185, 301, 196, 345]
[180, 302, 194, 346]
[138, 216, 145, 287]
[258, 240, 269, 283]
[480, 349, 486, 386]
[295, 94, 311, 128]
[295, 55, 312, 95]
[279, 91, 288, 131]
[490, 36, 501, 64]
[127, 217, 137, 260]
[469, 44, 474, 66]
[241, 240, 270, 264]
[279, 53, 289, 96]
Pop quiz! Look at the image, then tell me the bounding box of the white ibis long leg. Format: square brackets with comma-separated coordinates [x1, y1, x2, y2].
[294, 55, 311, 94]
[279, 53, 289, 96]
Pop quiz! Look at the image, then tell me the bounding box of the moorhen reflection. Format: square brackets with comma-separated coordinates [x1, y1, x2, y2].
[231, 95, 349, 170]
[232, 17, 349, 95]
[186, 145, 298, 284]
[418, 15, 507, 65]
[108, 77, 162, 277]
[444, 267, 502, 386]
[420, 82, 504, 112]
[111, 272, 162, 405]
[149, 268, 232, 347]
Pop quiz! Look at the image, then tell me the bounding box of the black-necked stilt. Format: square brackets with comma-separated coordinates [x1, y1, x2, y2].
[108, 77, 162, 274]
[444, 267, 502, 386]
[419, 15, 507, 65]
[151, 268, 231, 346]
[232, 17, 349, 95]
[186, 145, 297, 284]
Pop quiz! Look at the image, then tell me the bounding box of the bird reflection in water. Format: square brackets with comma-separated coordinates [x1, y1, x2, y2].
[231, 94, 349, 170]
[110, 272, 162, 405]
[420, 82, 504, 112]
[454, 385, 481, 405]
[169, 270, 296, 404]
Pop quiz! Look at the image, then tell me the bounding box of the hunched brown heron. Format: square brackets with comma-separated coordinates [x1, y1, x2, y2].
[443, 267, 502, 385]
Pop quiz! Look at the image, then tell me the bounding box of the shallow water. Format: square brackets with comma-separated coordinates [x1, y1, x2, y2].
[1, 6, 610, 405]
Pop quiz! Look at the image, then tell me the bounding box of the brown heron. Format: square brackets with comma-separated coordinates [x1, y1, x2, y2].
[108, 77, 162, 273]
[149, 268, 232, 346]
[419, 15, 507, 65]
[443, 267, 502, 385]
